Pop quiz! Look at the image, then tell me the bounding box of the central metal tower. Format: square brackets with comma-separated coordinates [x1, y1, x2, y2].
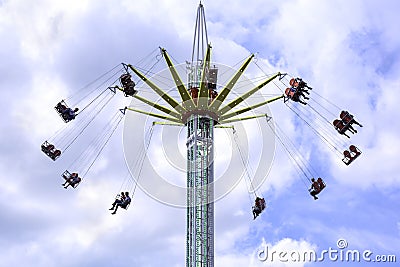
[186, 5, 214, 266]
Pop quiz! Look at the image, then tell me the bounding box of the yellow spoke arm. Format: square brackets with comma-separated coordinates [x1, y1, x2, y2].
[125, 107, 182, 124]
[133, 94, 182, 119]
[220, 95, 284, 121]
[127, 64, 186, 114]
[218, 114, 269, 125]
[161, 48, 196, 110]
[217, 72, 280, 116]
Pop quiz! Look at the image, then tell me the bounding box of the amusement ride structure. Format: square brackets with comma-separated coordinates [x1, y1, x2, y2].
[41, 3, 363, 267]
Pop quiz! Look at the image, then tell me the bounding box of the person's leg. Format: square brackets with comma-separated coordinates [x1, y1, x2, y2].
[354, 119, 363, 127]
[310, 191, 318, 200]
[111, 203, 122, 214]
[63, 178, 73, 188]
[109, 199, 122, 210]
[300, 93, 309, 100]
[348, 125, 357, 133]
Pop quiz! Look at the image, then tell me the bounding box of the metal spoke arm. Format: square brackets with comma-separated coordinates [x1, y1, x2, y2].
[152, 121, 184, 127]
[217, 72, 280, 116]
[218, 113, 269, 125]
[220, 95, 284, 121]
[161, 48, 196, 110]
[133, 94, 182, 119]
[126, 64, 186, 114]
[209, 54, 255, 112]
[215, 125, 234, 129]
[125, 107, 183, 123]
[115, 85, 182, 119]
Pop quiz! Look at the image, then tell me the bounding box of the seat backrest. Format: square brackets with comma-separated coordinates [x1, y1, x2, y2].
[72, 178, 82, 188]
[317, 178, 326, 190]
[312, 181, 321, 191]
[122, 198, 131, 209]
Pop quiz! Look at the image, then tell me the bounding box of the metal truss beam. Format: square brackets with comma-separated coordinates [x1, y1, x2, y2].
[127, 64, 186, 114]
[218, 113, 269, 124]
[125, 107, 182, 123]
[152, 121, 184, 127]
[133, 94, 182, 120]
[217, 72, 280, 116]
[161, 48, 197, 111]
[220, 95, 284, 121]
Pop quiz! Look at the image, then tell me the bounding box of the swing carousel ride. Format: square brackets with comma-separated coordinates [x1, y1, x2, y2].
[41, 2, 363, 267]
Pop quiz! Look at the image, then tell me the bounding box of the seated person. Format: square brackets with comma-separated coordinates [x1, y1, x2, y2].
[292, 77, 312, 90]
[289, 78, 299, 88]
[55, 102, 67, 114]
[289, 78, 311, 96]
[41, 142, 55, 154]
[317, 178, 326, 190]
[332, 119, 357, 138]
[110, 192, 131, 214]
[309, 178, 321, 200]
[41, 142, 61, 160]
[349, 145, 361, 157]
[62, 172, 81, 189]
[284, 87, 309, 105]
[209, 89, 218, 100]
[340, 111, 363, 127]
[252, 197, 266, 219]
[343, 150, 352, 164]
[343, 145, 361, 165]
[252, 205, 261, 220]
[110, 192, 125, 209]
[120, 74, 132, 86]
[62, 107, 79, 121]
[124, 84, 136, 96]
[120, 74, 137, 96]
[50, 149, 61, 160]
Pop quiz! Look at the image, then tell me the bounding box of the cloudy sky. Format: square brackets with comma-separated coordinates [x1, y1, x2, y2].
[1, 0, 400, 266]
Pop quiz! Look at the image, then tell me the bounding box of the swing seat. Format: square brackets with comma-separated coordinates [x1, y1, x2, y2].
[254, 198, 266, 213]
[62, 170, 82, 188]
[41, 141, 62, 161]
[112, 193, 131, 210]
[119, 74, 137, 97]
[55, 100, 74, 123]
[121, 202, 131, 210]
[342, 145, 361, 165]
[317, 178, 326, 191]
